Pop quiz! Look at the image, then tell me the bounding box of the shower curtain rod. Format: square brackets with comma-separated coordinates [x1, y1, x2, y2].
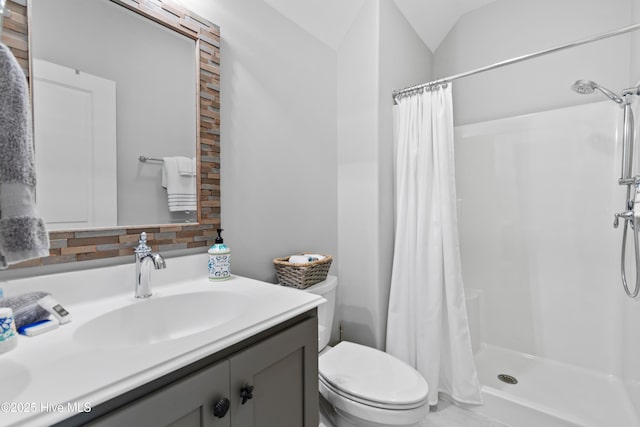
[392, 22, 640, 104]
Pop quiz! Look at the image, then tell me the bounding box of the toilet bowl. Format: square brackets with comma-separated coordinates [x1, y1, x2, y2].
[302, 276, 429, 427]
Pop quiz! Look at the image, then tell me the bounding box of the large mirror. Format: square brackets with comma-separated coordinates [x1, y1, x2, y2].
[3, 0, 220, 267]
[31, 0, 197, 229]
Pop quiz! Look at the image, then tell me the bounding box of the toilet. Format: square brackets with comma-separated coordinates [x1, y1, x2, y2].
[302, 276, 430, 427]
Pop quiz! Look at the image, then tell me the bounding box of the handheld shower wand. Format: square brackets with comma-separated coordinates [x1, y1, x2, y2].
[572, 80, 640, 298]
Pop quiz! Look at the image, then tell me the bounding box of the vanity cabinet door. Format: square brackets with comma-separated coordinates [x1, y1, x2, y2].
[229, 317, 318, 427]
[88, 360, 231, 427]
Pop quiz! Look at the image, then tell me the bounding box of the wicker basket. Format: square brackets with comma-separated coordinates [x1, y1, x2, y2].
[273, 254, 332, 289]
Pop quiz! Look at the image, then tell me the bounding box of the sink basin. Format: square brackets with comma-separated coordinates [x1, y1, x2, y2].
[0, 361, 31, 402]
[73, 291, 244, 347]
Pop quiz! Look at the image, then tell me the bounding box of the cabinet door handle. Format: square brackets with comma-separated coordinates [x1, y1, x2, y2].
[239, 385, 254, 405]
[213, 397, 230, 418]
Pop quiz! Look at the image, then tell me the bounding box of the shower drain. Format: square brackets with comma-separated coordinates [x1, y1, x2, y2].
[497, 374, 518, 385]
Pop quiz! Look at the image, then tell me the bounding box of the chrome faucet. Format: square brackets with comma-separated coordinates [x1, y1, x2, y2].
[134, 232, 166, 298]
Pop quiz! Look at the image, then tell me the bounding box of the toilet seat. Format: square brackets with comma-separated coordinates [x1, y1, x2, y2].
[319, 378, 429, 426]
[318, 341, 428, 410]
[319, 376, 422, 410]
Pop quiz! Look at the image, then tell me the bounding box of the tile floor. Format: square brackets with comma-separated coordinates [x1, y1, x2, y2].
[421, 400, 510, 427]
[319, 398, 511, 427]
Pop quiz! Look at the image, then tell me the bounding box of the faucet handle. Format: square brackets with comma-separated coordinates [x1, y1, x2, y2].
[135, 232, 151, 255]
[614, 210, 634, 228]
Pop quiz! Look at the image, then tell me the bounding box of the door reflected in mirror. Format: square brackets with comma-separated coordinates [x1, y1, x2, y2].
[31, 0, 197, 230]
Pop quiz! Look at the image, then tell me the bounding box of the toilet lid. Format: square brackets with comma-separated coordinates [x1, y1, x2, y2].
[318, 341, 428, 409]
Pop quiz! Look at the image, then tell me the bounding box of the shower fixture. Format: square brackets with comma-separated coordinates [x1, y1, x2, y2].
[572, 80, 640, 298]
[571, 80, 624, 104]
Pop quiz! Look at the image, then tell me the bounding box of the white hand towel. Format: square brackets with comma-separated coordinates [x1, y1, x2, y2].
[177, 156, 196, 176]
[162, 157, 196, 212]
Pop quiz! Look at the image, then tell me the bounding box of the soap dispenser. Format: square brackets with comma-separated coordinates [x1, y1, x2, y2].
[208, 228, 231, 281]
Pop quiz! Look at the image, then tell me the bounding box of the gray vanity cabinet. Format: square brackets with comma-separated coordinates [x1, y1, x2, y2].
[88, 361, 230, 427]
[80, 314, 318, 427]
[230, 313, 318, 426]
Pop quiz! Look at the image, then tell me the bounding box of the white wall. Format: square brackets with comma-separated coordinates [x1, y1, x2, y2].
[337, 0, 432, 349]
[31, 0, 196, 226]
[434, 0, 633, 126]
[337, 0, 381, 347]
[180, 0, 338, 284]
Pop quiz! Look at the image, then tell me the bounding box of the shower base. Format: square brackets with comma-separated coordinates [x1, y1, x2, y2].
[470, 345, 639, 427]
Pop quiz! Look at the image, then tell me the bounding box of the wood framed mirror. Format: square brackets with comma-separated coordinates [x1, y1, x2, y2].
[1, 0, 220, 268]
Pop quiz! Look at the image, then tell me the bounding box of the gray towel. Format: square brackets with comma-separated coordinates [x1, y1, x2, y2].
[0, 43, 49, 268]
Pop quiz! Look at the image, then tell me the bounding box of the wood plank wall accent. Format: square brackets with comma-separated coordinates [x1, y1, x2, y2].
[2, 0, 28, 75]
[4, 0, 221, 269]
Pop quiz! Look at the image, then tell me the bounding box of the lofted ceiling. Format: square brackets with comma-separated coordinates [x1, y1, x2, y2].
[393, 0, 497, 52]
[263, 0, 497, 52]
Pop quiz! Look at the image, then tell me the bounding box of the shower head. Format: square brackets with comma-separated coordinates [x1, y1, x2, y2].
[571, 80, 624, 104]
[571, 80, 596, 94]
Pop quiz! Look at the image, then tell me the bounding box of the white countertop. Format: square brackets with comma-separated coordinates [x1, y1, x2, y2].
[0, 254, 324, 426]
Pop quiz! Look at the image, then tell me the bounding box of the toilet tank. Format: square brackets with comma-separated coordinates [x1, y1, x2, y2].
[302, 275, 337, 351]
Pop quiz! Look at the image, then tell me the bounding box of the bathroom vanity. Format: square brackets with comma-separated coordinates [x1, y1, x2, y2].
[64, 313, 318, 427]
[0, 254, 322, 427]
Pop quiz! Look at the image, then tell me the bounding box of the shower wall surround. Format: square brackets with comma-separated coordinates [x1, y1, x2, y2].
[455, 101, 640, 424]
[439, 0, 640, 418]
[456, 101, 621, 374]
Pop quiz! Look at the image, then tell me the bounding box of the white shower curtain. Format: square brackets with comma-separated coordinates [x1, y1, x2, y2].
[386, 84, 482, 406]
